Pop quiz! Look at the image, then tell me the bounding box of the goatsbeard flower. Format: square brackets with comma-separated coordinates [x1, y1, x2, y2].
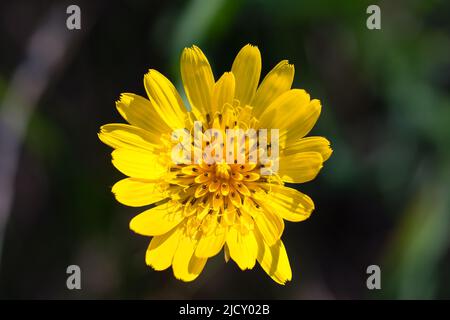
[99, 44, 332, 284]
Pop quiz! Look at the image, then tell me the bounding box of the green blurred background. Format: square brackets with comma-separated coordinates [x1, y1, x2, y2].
[0, 0, 449, 299]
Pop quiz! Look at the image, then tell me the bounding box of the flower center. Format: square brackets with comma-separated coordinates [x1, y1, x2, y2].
[215, 161, 231, 180]
[161, 105, 281, 233]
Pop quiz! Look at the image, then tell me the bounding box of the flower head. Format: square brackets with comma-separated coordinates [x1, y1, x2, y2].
[99, 44, 332, 284]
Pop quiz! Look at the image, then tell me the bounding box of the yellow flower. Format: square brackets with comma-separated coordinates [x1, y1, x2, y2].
[98, 44, 332, 284]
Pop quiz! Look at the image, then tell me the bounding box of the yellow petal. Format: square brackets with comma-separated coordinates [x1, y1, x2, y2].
[111, 148, 167, 179]
[285, 99, 322, 143]
[282, 136, 332, 161]
[253, 208, 284, 246]
[212, 191, 223, 211]
[255, 233, 292, 285]
[180, 46, 215, 121]
[231, 44, 261, 106]
[224, 244, 230, 262]
[195, 219, 227, 258]
[258, 185, 314, 222]
[229, 188, 242, 207]
[220, 182, 230, 196]
[278, 151, 323, 183]
[226, 227, 257, 270]
[98, 123, 160, 152]
[252, 60, 294, 118]
[129, 201, 184, 236]
[144, 69, 187, 129]
[212, 72, 235, 114]
[172, 231, 207, 281]
[115, 93, 170, 134]
[258, 89, 310, 136]
[145, 225, 182, 271]
[112, 178, 167, 207]
[188, 254, 208, 279]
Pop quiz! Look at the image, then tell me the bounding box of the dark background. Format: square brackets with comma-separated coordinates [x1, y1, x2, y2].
[0, 0, 449, 299]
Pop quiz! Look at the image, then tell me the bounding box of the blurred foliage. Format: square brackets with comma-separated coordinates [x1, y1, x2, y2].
[0, 0, 449, 299]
